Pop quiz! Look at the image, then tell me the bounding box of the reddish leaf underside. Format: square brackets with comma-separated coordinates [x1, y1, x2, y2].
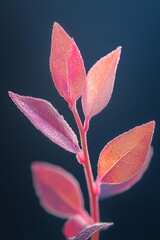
[69, 222, 113, 240]
[82, 47, 121, 124]
[99, 147, 153, 198]
[98, 121, 155, 184]
[9, 91, 79, 154]
[50, 22, 86, 105]
[32, 162, 84, 218]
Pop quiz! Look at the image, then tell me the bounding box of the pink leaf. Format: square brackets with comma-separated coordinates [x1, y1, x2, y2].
[32, 162, 84, 218]
[99, 147, 153, 199]
[9, 91, 80, 154]
[97, 121, 155, 184]
[69, 222, 113, 240]
[63, 214, 93, 238]
[67, 41, 86, 103]
[82, 47, 121, 124]
[50, 22, 86, 105]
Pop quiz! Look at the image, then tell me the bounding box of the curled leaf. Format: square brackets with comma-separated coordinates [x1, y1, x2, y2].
[9, 91, 80, 153]
[69, 222, 113, 240]
[63, 214, 93, 238]
[99, 147, 153, 199]
[82, 47, 121, 124]
[50, 22, 86, 105]
[32, 162, 84, 218]
[97, 121, 155, 184]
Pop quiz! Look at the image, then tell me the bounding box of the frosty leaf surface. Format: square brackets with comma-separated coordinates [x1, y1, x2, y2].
[98, 121, 155, 184]
[99, 147, 153, 198]
[82, 47, 121, 123]
[69, 222, 113, 240]
[32, 162, 84, 218]
[9, 91, 79, 153]
[50, 22, 86, 105]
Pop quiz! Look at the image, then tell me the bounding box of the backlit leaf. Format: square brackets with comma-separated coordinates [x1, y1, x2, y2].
[69, 222, 113, 240]
[82, 47, 121, 124]
[32, 162, 84, 218]
[9, 91, 80, 154]
[63, 214, 93, 238]
[99, 147, 153, 198]
[67, 41, 86, 103]
[97, 121, 155, 184]
[50, 22, 86, 105]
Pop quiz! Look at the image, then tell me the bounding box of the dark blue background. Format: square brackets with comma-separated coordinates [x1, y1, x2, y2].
[1, 0, 160, 239]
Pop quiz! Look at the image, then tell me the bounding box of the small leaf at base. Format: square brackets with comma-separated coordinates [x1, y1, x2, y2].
[69, 222, 113, 240]
[63, 214, 93, 238]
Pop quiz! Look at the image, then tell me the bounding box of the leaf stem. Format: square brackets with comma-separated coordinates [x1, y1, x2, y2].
[71, 104, 100, 240]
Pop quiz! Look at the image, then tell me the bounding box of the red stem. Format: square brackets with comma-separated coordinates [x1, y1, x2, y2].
[71, 105, 100, 240]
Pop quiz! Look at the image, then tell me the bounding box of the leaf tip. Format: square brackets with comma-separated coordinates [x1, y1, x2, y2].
[113, 46, 122, 61]
[8, 91, 20, 105]
[145, 120, 155, 134]
[149, 120, 155, 127]
[117, 45, 122, 51]
[8, 90, 15, 99]
[31, 161, 40, 174]
[31, 162, 45, 184]
[53, 21, 61, 31]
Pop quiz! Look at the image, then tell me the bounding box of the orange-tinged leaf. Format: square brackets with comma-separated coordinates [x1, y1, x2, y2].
[32, 162, 84, 218]
[82, 47, 121, 124]
[97, 121, 155, 184]
[50, 22, 86, 105]
[99, 147, 153, 198]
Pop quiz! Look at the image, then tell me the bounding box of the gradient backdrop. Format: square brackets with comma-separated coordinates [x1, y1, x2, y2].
[1, 0, 160, 239]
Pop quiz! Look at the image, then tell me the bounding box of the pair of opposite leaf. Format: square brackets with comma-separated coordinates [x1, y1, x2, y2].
[9, 22, 155, 240]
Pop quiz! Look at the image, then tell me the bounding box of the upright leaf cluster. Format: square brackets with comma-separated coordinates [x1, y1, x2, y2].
[9, 22, 155, 240]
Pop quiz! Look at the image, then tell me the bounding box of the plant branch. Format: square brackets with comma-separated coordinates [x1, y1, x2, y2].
[71, 104, 100, 240]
